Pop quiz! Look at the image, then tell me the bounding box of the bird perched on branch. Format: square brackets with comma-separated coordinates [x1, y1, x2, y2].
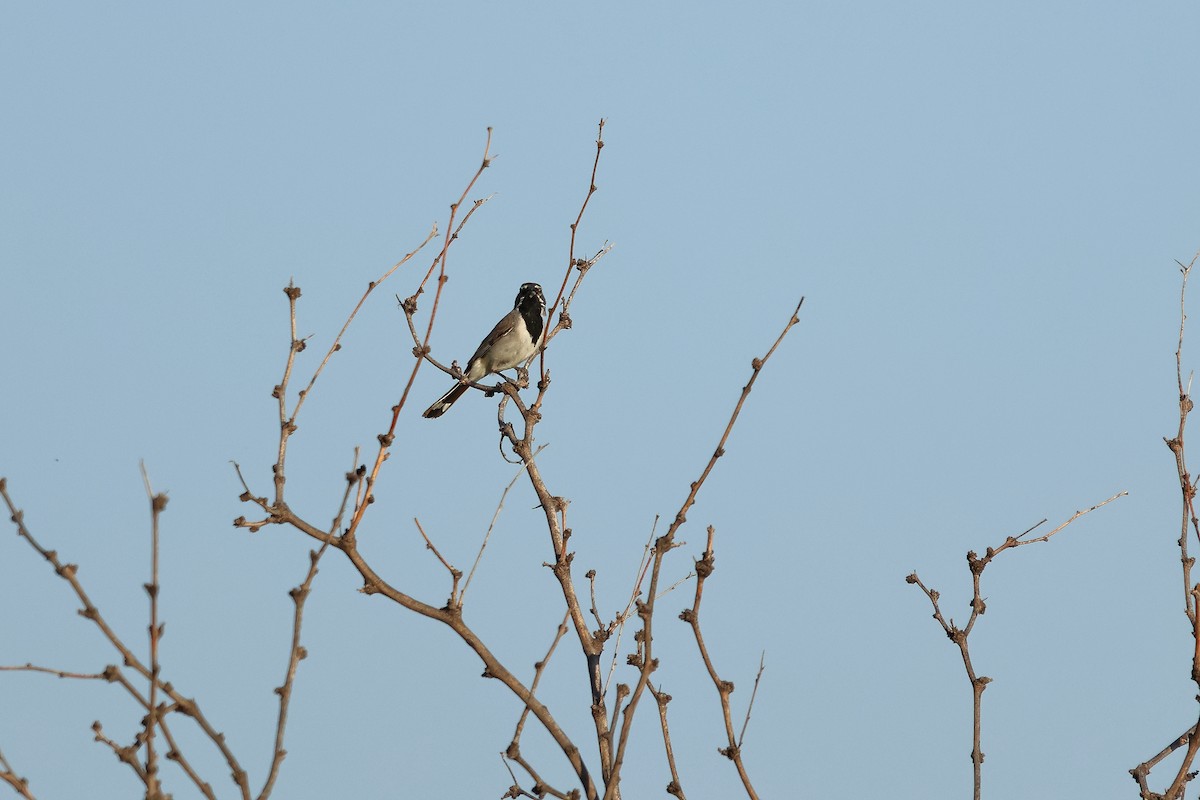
[422, 282, 546, 419]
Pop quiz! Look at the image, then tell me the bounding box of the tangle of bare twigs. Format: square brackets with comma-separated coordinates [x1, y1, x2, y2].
[3, 122, 802, 800]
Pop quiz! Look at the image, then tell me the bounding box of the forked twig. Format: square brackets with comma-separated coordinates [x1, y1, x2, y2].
[607, 299, 804, 800]
[414, 518, 462, 606]
[1, 478, 254, 800]
[272, 227, 438, 507]
[908, 490, 1126, 800]
[505, 611, 572, 800]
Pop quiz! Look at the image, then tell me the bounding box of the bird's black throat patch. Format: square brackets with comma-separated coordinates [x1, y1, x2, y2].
[515, 283, 545, 344]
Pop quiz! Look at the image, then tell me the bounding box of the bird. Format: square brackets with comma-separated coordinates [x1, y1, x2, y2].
[422, 282, 546, 419]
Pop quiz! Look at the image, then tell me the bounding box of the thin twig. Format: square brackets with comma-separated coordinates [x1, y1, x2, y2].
[0, 664, 109, 681]
[738, 652, 766, 749]
[543, 120, 606, 355]
[258, 543, 329, 800]
[270, 220, 439, 506]
[294, 225, 440, 413]
[462, 446, 546, 603]
[139, 462, 167, 800]
[604, 520, 658, 697]
[654, 571, 696, 601]
[499, 755, 540, 800]
[414, 518, 462, 607]
[260, 449, 359, 799]
[506, 610, 572, 797]
[1, 663, 151, 716]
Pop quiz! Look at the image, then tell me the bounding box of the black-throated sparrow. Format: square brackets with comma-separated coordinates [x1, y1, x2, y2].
[422, 282, 546, 419]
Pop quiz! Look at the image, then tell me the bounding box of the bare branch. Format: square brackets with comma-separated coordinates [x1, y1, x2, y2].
[907, 491, 1126, 800]
[1, 478, 254, 800]
[1132, 723, 1200, 798]
[0, 749, 36, 800]
[667, 298, 804, 545]
[1142, 248, 1200, 800]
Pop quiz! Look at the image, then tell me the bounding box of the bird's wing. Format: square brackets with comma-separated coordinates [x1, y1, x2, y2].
[465, 309, 521, 376]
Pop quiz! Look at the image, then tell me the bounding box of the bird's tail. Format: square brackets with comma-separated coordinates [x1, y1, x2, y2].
[422, 383, 470, 419]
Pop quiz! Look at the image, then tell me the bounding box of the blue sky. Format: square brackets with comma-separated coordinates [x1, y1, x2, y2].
[3, 2, 1200, 798]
